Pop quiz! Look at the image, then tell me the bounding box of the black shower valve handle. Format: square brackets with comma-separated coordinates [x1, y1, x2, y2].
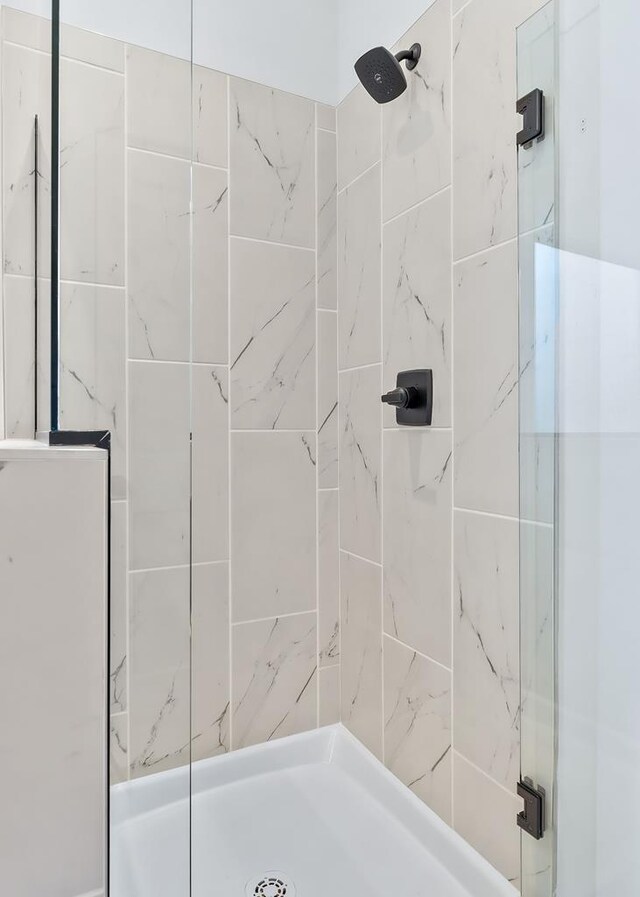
[381, 369, 433, 427]
[381, 386, 418, 409]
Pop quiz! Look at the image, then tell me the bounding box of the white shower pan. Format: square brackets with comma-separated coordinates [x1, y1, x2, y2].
[111, 724, 517, 897]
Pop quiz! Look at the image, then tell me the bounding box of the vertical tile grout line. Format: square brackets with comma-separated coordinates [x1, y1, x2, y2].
[450, 0, 456, 830]
[379, 100, 385, 765]
[226, 73, 233, 754]
[335, 105, 341, 727]
[314, 101, 320, 729]
[123, 42, 131, 791]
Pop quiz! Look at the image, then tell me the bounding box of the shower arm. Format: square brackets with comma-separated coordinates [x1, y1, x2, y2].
[394, 44, 421, 71]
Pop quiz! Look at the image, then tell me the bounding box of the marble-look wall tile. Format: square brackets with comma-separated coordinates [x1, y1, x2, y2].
[384, 636, 452, 823]
[317, 128, 337, 310]
[319, 489, 339, 667]
[383, 430, 452, 667]
[3, 42, 51, 279]
[192, 164, 229, 365]
[3, 276, 39, 437]
[59, 282, 126, 498]
[339, 365, 382, 563]
[127, 150, 190, 362]
[337, 84, 380, 191]
[340, 551, 383, 758]
[193, 66, 228, 168]
[383, 0, 451, 221]
[129, 566, 190, 777]
[128, 361, 190, 571]
[453, 752, 521, 884]
[110, 713, 128, 785]
[192, 365, 229, 564]
[192, 562, 230, 761]
[230, 77, 315, 248]
[454, 510, 520, 790]
[60, 58, 124, 285]
[453, 0, 519, 260]
[318, 310, 338, 488]
[319, 665, 340, 726]
[126, 46, 190, 159]
[453, 241, 519, 517]
[230, 239, 315, 430]
[232, 612, 317, 749]
[231, 432, 316, 622]
[382, 189, 452, 429]
[338, 164, 382, 370]
[316, 103, 336, 132]
[110, 502, 127, 714]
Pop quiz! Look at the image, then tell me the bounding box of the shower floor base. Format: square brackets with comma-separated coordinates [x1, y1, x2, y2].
[111, 725, 517, 897]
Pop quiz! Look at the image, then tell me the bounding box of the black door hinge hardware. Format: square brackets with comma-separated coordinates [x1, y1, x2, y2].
[516, 88, 545, 147]
[517, 779, 546, 840]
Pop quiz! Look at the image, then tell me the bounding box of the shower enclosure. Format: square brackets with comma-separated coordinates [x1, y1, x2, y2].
[3, 0, 636, 893]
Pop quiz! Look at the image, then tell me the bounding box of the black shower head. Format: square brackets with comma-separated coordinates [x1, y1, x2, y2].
[354, 43, 421, 104]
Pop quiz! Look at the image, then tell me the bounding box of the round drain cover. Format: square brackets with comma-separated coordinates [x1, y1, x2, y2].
[245, 872, 295, 897]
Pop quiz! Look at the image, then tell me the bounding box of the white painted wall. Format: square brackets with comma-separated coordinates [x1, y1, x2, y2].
[3, 0, 341, 104]
[3, 0, 440, 104]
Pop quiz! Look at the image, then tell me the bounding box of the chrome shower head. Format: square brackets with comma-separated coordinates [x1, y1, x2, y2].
[354, 43, 421, 104]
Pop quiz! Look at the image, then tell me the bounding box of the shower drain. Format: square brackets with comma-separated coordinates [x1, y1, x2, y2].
[245, 871, 295, 897]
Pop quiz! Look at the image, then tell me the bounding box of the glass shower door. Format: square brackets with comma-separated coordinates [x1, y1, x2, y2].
[519, 1, 640, 894]
[53, 3, 195, 894]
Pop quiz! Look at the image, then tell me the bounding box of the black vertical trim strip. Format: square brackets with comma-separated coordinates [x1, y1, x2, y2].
[34, 114, 39, 437]
[50, 0, 60, 432]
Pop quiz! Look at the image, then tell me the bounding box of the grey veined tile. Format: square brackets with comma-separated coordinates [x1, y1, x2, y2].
[110, 502, 127, 714]
[453, 752, 521, 884]
[339, 365, 382, 564]
[319, 665, 340, 726]
[192, 164, 229, 365]
[192, 365, 229, 565]
[338, 164, 382, 370]
[230, 77, 315, 248]
[193, 66, 228, 167]
[230, 238, 315, 430]
[318, 310, 338, 489]
[127, 149, 191, 362]
[452, 0, 519, 259]
[59, 282, 126, 499]
[453, 241, 519, 517]
[319, 489, 339, 667]
[383, 0, 451, 221]
[454, 510, 520, 791]
[126, 45, 191, 159]
[317, 128, 337, 311]
[383, 430, 452, 667]
[60, 57, 124, 286]
[3, 42, 51, 279]
[129, 566, 190, 778]
[384, 636, 452, 823]
[231, 431, 316, 622]
[382, 188, 451, 429]
[128, 361, 190, 571]
[232, 613, 317, 749]
[340, 551, 383, 758]
[316, 102, 336, 132]
[337, 83, 380, 191]
[192, 562, 230, 761]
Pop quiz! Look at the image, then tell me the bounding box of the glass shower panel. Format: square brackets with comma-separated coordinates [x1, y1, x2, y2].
[54, 3, 194, 894]
[553, 2, 640, 893]
[517, 4, 557, 895]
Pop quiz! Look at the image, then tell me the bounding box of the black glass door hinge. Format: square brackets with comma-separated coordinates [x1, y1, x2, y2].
[517, 779, 546, 840]
[516, 88, 545, 147]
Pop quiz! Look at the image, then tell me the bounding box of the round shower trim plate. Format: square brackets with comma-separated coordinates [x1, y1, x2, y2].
[245, 871, 296, 897]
